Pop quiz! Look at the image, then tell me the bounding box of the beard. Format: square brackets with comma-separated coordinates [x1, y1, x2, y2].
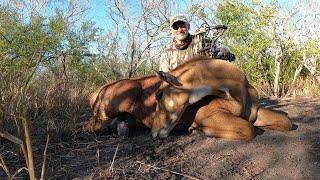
[176, 32, 189, 41]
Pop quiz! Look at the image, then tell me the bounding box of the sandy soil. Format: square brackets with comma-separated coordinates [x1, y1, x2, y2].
[1, 97, 320, 179]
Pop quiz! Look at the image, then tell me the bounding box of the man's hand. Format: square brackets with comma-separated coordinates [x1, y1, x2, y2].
[215, 47, 236, 62]
[196, 27, 206, 35]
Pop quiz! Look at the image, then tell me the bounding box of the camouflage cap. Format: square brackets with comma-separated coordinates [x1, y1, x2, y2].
[170, 15, 188, 27]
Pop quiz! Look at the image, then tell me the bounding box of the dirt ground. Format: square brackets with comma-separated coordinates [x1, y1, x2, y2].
[1, 97, 320, 179]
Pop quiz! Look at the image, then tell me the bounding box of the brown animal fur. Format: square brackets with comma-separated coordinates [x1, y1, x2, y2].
[179, 95, 292, 141]
[82, 74, 292, 141]
[152, 56, 258, 138]
[82, 74, 161, 132]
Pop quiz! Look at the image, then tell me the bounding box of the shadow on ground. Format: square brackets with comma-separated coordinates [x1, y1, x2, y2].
[1, 98, 319, 179]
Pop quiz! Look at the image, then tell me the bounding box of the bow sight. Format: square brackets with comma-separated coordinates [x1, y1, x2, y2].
[196, 23, 228, 58]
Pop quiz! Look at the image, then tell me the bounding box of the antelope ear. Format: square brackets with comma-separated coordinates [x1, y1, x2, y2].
[154, 70, 167, 81]
[154, 70, 182, 86]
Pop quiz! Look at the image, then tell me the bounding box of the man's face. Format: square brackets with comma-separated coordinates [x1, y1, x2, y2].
[171, 21, 189, 43]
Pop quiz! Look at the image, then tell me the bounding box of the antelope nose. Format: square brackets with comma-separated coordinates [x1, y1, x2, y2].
[152, 131, 158, 139]
[158, 128, 169, 138]
[151, 125, 159, 139]
[151, 128, 169, 139]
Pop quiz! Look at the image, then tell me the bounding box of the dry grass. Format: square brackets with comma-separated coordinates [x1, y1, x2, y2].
[1, 71, 320, 179]
[0, 72, 94, 179]
[254, 75, 320, 98]
[1, 75, 92, 138]
[293, 76, 320, 98]
[1, 131, 185, 179]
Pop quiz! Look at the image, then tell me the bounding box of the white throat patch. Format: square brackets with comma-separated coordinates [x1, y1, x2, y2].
[189, 86, 213, 104]
[218, 87, 232, 100]
[170, 112, 178, 120]
[169, 100, 175, 107]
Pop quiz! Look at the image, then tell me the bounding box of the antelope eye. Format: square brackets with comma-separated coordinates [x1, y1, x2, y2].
[155, 91, 163, 102]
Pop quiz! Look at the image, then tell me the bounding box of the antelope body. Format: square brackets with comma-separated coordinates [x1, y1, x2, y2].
[152, 56, 259, 138]
[82, 66, 292, 141]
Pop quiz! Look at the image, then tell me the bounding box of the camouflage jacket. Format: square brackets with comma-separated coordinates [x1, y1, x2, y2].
[159, 34, 209, 72]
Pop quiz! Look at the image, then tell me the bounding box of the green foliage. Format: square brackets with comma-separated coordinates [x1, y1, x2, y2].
[210, 0, 316, 97]
[0, 2, 110, 135]
[215, 0, 275, 60]
[303, 39, 320, 57]
[189, 4, 208, 20]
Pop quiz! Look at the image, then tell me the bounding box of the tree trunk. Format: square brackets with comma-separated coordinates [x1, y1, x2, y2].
[273, 46, 282, 98]
[285, 62, 304, 97]
[302, 53, 320, 85]
[257, 52, 273, 96]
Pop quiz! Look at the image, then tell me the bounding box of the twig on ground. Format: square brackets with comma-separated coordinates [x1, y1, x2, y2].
[0, 131, 29, 169]
[40, 133, 50, 180]
[108, 144, 119, 173]
[136, 161, 200, 180]
[0, 131, 23, 145]
[2, 112, 36, 179]
[96, 147, 100, 166]
[11, 167, 29, 179]
[88, 169, 97, 180]
[22, 116, 35, 180]
[0, 154, 12, 179]
[20, 144, 29, 170]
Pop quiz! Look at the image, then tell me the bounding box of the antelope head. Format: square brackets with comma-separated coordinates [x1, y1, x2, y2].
[151, 71, 189, 138]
